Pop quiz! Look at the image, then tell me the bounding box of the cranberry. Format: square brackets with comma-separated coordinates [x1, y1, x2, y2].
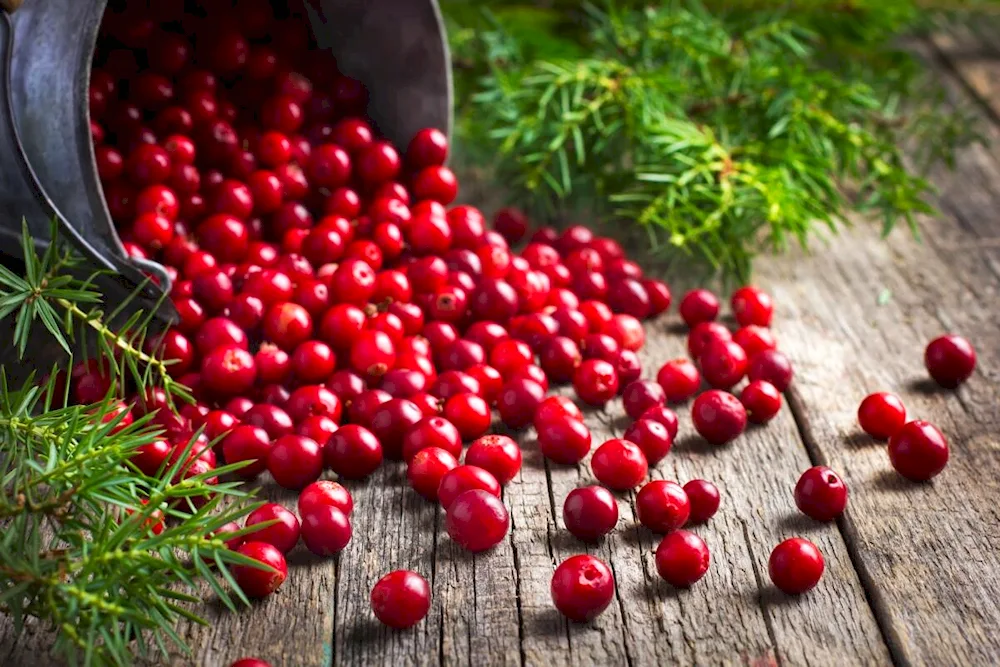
[643, 279, 672, 316]
[857, 392, 907, 441]
[267, 435, 323, 490]
[228, 294, 265, 330]
[692, 390, 746, 445]
[621, 380, 666, 421]
[437, 465, 501, 510]
[443, 392, 492, 441]
[131, 439, 172, 476]
[539, 336, 582, 384]
[552, 308, 589, 343]
[497, 378, 546, 429]
[244, 404, 294, 439]
[769, 538, 824, 595]
[614, 349, 643, 388]
[591, 438, 648, 490]
[563, 486, 618, 542]
[255, 344, 290, 385]
[127, 144, 171, 186]
[325, 425, 383, 479]
[581, 333, 619, 362]
[371, 570, 431, 629]
[656, 359, 701, 403]
[402, 416, 463, 461]
[622, 418, 673, 466]
[655, 530, 710, 588]
[534, 395, 584, 427]
[230, 659, 272, 667]
[224, 397, 254, 419]
[411, 165, 458, 204]
[679, 289, 720, 327]
[699, 339, 748, 390]
[794, 466, 848, 522]
[301, 505, 353, 556]
[350, 330, 396, 379]
[356, 141, 401, 185]
[537, 415, 592, 465]
[493, 207, 528, 244]
[710, 351, 758, 405]
[286, 385, 342, 423]
[684, 479, 721, 524]
[327, 370, 367, 404]
[573, 359, 619, 406]
[233, 541, 287, 597]
[381, 369, 428, 399]
[489, 339, 534, 377]
[348, 389, 392, 424]
[445, 489, 509, 553]
[732, 325, 777, 359]
[245, 503, 300, 554]
[296, 414, 338, 444]
[748, 349, 794, 392]
[290, 341, 337, 384]
[371, 398, 423, 460]
[636, 480, 690, 533]
[191, 268, 235, 313]
[263, 302, 313, 350]
[925, 334, 976, 388]
[440, 339, 486, 371]
[298, 481, 353, 518]
[550, 554, 614, 623]
[243, 269, 294, 307]
[465, 435, 522, 485]
[687, 321, 732, 359]
[319, 304, 366, 352]
[407, 447, 459, 501]
[888, 420, 950, 481]
[407, 127, 449, 168]
[607, 278, 651, 319]
[200, 346, 256, 397]
[731, 286, 774, 327]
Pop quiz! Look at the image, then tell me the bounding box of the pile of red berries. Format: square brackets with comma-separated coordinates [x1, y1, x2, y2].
[71, 2, 978, 653]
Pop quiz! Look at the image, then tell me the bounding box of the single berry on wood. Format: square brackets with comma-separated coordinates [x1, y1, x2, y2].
[407, 447, 459, 501]
[924, 334, 976, 388]
[622, 418, 673, 466]
[656, 358, 701, 403]
[550, 554, 615, 622]
[232, 541, 287, 598]
[622, 380, 666, 421]
[794, 466, 848, 521]
[591, 438, 648, 490]
[573, 359, 619, 406]
[324, 425, 383, 479]
[732, 325, 777, 359]
[562, 486, 619, 542]
[537, 415, 592, 465]
[437, 465, 501, 510]
[466, 435, 522, 485]
[699, 339, 748, 390]
[301, 505, 352, 556]
[748, 349, 794, 392]
[740, 380, 782, 424]
[640, 405, 679, 441]
[683, 479, 721, 524]
[370, 570, 432, 629]
[857, 392, 907, 441]
[888, 420, 950, 481]
[636, 480, 691, 533]
[679, 289, 720, 327]
[692, 390, 747, 446]
[768, 538, 824, 595]
[245, 503, 300, 554]
[655, 530, 710, 588]
[731, 286, 774, 327]
[687, 321, 732, 359]
[267, 435, 323, 490]
[445, 489, 510, 553]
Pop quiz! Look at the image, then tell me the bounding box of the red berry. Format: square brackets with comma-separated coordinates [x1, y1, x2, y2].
[731, 286, 774, 327]
[687, 321, 732, 359]
[537, 415, 592, 465]
[924, 334, 976, 388]
[550, 554, 614, 622]
[348, 389, 392, 424]
[497, 378, 546, 430]
[857, 392, 907, 441]
[679, 289, 720, 327]
[614, 349, 642, 388]
[769, 538, 824, 595]
[656, 359, 701, 403]
[466, 364, 504, 405]
[493, 207, 528, 244]
[563, 486, 618, 542]
[131, 213, 174, 250]
[748, 349, 794, 392]
[732, 325, 777, 359]
[621, 380, 666, 421]
[200, 345, 256, 397]
[573, 359, 619, 406]
[356, 141, 401, 185]
[636, 480, 690, 533]
[350, 330, 396, 379]
[291, 340, 337, 384]
[411, 165, 458, 204]
[465, 435, 522, 485]
[691, 390, 746, 446]
[301, 505, 352, 556]
[643, 279, 672, 316]
[534, 395, 584, 427]
[402, 416, 463, 461]
[442, 392, 492, 441]
[232, 541, 287, 597]
[622, 418, 673, 466]
[794, 466, 848, 522]
[298, 480, 354, 517]
[131, 439, 172, 476]
[699, 339, 748, 390]
[325, 425, 383, 479]
[263, 302, 313, 350]
[229, 659, 272, 667]
[407, 447, 459, 501]
[371, 570, 431, 629]
[245, 503, 300, 554]
[684, 479, 720, 524]
[267, 435, 323, 490]
[127, 144, 171, 186]
[640, 405, 679, 440]
[740, 380, 782, 424]
[607, 278, 651, 319]
[445, 489, 509, 552]
[371, 398, 423, 460]
[888, 420, 949, 481]
[591, 438, 648, 490]
[655, 530, 710, 588]
[437, 465, 501, 510]
[407, 128, 449, 168]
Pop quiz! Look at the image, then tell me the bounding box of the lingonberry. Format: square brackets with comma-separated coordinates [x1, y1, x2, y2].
[402, 416, 463, 461]
[245, 503, 300, 554]
[445, 489, 509, 552]
[684, 480, 721, 524]
[262, 302, 313, 350]
[732, 325, 777, 359]
[537, 415, 592, 465]
[581, 333, 620, 362]
[534, 395, 584, 427]
[267, 435, 323, 490]
[740, 380, 782, 424]
[679, 289, 720, 327]
[655, 530, 710, 588]
[794, 466, 848, 522]
[285, 385, 342, 424]
[636, 480, 691, 533]
[692, 390, 746, 446]
[924, 334, 977, 388]
[301, 505, 353, 556]
[769, 538, 824, 595]
[324, 425, 383, 479]
[888, 420, 950, 481]
[465, 435, 522, 485]
[551, 554, 615, 623]
[857, 392, 907, 441]
[591, 438, 648, 490]
[244, 404, 294, 439]
[233, 541, 287, 598]
[656, 359, 701, 403]
[298, 480, 354, 518]
[350, 330, 396, 379]
[497, 378, 546, 429]
[699, 339, 748, 390]
[748, 349, 794, 392]
[371, 398, 423, 460]
[731, 286, 774, 327]
[573, 359, 619, 406]
[443, 392, 492, 441]
[622, 380, 666, 421]
[623, 419, 673, 466]
[407, 447, 460, 501]
[562, 486, 618, 542]
[687, 321, 731, 359]
[348, 389, 392, 424]
[371, 570, 432, 629]
[200, 345, 256, 398]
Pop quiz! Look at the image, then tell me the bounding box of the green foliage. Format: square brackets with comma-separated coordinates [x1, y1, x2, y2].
[443, 0, 987, 280]
[0, 225, 259, 666]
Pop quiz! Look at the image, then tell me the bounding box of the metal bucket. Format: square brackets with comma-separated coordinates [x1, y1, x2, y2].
[0, 0, 453, 322]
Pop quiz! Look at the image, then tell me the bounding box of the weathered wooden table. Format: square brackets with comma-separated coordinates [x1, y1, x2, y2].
[3, 28, 1000, 667]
